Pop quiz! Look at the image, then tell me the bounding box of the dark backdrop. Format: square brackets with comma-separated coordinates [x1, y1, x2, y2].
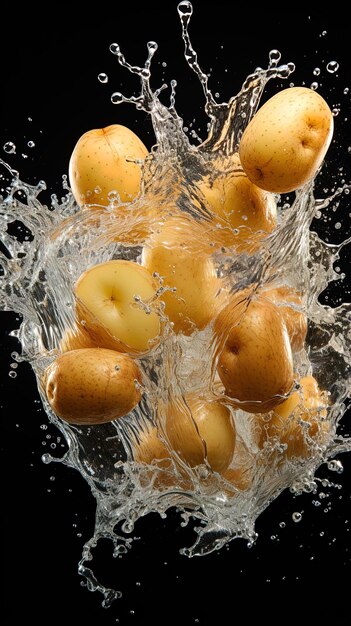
[1, 2, 350, 622]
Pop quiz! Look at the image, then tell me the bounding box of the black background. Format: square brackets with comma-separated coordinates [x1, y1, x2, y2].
[1, 1, 351, 622]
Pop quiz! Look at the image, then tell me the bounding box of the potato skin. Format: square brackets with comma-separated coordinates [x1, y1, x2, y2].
[239, 87, 333, 193]
[69, 124, 148, 206]
[44, 348, 142, 425]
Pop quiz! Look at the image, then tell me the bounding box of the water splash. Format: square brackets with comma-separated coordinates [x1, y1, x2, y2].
[1, 1, 350, 608]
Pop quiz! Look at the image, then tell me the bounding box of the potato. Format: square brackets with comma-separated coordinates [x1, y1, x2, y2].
[215, 293, 294, 413]
[258, 376, 330, 458]
[69, 124, 148, 206]
[142, 215, 226, 335]
[262, 286, 307, 352]
[196, 153, 277, 241]
[75, 260, 161, 355]
[166, 394, 236, 473]
[44, 347, 142, 425]
[134, 394, 235, 476]
[239, 87, 333, 193]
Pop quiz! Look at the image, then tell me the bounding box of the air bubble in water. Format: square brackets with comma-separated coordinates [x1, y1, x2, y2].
[311, 82, 318, 90]
[8, 370, 17, 378]
[27, 140, 35, 148]
[326, 61, 339, 73]
[98, 73, 108, 83]
[292, 512, 302, 523]
[313, 67, 321, 76]
[3, 141, 16, 154]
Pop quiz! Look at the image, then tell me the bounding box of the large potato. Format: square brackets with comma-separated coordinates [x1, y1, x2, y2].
[44, 347, 142, 425]
[69, 124, 148, 206]
[239, 87, 333, 193]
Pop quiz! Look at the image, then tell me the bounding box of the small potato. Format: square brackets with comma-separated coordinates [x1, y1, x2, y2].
[166, 394, 236, 474]
[135, 394, 235, 475]
[44, 347, 142, 425]
[196, 153, 277, 241]
[69, 124, 148, 206]
[142, 215, 226, 335]
[258, 376, 330, 458]
[239, 87, 333, 193]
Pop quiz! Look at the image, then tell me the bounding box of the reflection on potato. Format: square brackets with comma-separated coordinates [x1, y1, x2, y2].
[239, 87, 333, 193]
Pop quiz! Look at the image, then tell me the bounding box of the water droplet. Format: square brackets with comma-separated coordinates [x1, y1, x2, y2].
[109, 43, 120, 55]
[98, 73, 108, 84]
[326, 61, 339, 73]
[292, 512, 302, 523]
[328, 459, 343, 473]
[41, 453, 52, 464]
[3, 141, 16, 154]
[111, 92, 124, 105]
[27, 140, 35, 148]
[177, 1, 193, 17]
[313, 67, 321, 76]
[310, 82, 318, 90]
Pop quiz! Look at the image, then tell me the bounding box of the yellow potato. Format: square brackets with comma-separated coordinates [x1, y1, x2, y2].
[262, 286, 307, 352]
[166, 394, 236, 474]
[142, 215, 226, 335]
[75, 260, 161, 355]
[69, 124, 148, 206]
[135, 394, 235, 474]
[59, 323, 98, 352]
[44, 348, 142, 425]
[214, 292, 294, 413]
[196, 153, 277, 245]
[258, 375, 329, 458]
[239, 87, 333, 193]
